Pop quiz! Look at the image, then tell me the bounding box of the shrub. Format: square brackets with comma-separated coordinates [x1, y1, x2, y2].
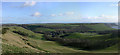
[2, 28, 9, 34]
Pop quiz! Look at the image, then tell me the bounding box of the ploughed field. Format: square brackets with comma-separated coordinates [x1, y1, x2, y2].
[1, 23, 119, 53]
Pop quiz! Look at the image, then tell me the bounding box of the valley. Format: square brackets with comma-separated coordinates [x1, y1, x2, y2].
[1, 23, 119, 54]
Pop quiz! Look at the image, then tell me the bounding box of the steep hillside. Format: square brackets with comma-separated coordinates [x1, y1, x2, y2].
[1, 26, 88, 53]
[2, 31, 45, 53]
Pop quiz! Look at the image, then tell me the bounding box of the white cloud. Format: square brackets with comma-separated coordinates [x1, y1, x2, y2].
[65, 12, 74, 15]
[110, 3, 120, 7]
[51, 14, 56, 17]
[23, 1, 36, 7]
[99, 14, 117, 18]
[85, 14, 118, 22]
[31, 12, 42, 17]
[49, 12, 75, 17]
[110, 4, 118, 6]
[58, 13, 63, 16]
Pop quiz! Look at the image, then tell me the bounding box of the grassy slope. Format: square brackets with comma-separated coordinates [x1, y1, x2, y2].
[2, 31, 44, 53]
[9, 26, 43, 39]
[63, 33, 118, 53]
[86, 24, 115, 31]
[1, 31, 40, 53]
[64, 33, 103, 39]
[27, 37, 88, 53]
[2, 26, 88, 53]
[1, 26, 118, 53]
[91, 44, 118, 53]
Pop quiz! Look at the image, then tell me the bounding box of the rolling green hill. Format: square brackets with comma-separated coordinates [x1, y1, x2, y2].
[64, 33, 103, 39]
[21, 23, 116, 33]
[1, 23, 119, 53]
[85, 23, 115, 31]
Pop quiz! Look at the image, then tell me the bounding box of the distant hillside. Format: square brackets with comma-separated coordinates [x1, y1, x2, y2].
[86, 23, 116, 31]
[105, 23, 120, 29]
[17, 23, 116, 33]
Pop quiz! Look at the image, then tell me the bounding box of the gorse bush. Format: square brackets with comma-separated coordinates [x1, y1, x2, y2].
[13, 31, 29, 36]
[2, 28, 9, 34]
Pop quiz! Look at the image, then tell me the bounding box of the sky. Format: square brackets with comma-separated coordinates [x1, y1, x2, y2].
[2, 2, 118, 24]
